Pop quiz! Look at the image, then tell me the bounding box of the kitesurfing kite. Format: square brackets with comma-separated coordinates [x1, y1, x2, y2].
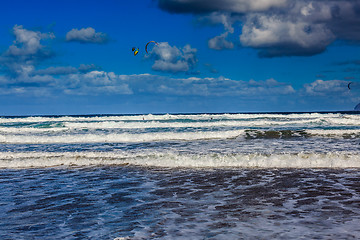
[145, 41, 158, 54]
[132, 41, 158, 56]
[132, 47, 139, 56]
[348, 82, 352, 90]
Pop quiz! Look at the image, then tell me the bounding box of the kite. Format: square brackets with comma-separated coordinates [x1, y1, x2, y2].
[145, 41, 158, 54]
[132, 47, 139, 56]
[348, 82, 352, 90]
[132, 41, 159, 56]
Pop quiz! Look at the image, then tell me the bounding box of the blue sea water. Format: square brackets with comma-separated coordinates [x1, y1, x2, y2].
[0, 112, 360, 239]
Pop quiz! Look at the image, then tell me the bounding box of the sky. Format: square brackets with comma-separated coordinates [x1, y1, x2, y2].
[0, 0, 360, 115]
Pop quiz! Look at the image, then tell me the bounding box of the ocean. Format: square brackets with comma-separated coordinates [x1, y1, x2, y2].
[0, 112, 359, 239]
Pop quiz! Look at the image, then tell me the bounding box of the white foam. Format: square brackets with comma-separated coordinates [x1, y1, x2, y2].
[1, 116, 360, 134]
[60, 118, 360, 129]
[0, 130, 245, 144]
[0, 113, 359, 132]
[0, 113, 357, 124]
[0, 127, 66, 134]
[0, 119, 322, 133]
[1, 151, 359, 169]
[1, 128, 360, 144]
[307, 129, 360, 137]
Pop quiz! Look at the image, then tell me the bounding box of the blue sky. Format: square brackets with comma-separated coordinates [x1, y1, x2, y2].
[0, 0, 360, 115]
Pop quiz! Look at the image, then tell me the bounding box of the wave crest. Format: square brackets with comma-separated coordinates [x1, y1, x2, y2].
[1, 151, 359, 169]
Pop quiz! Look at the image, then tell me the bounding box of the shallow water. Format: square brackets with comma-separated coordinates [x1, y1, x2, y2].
[1, 167, 359, 239]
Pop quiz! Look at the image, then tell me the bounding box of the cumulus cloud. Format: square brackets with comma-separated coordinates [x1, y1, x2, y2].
[78, 64, 101, 73]
[208, 32, 234, 50]
[0, 25, 55, 77]
[240, 13, 335, 57]
[198, 12, 237, 50]
[302, 79, 350, 96]
[6, 25, 55, 57]
[157, 0, 360, 57]
[148, 42, 198, 73]
[198, 12, 235, 33]
[66, 27, 108, 44]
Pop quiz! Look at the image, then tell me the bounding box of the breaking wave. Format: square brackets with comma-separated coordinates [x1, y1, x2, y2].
[1, 112, 359, 169]
[1, 129, 360, 144]
[1, 151, 359, 169]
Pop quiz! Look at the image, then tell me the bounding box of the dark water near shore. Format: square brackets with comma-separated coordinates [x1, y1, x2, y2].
[1, 167, 360, 239]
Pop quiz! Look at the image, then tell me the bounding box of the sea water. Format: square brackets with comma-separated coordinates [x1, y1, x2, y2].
[0, 112, 359, 239]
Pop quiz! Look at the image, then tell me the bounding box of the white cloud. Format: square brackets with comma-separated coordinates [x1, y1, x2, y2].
[152, 60, 189, 73]
[0, 25, 55, 78]
[6, 25, 54, 57]
[78, 64, 100, 73]
[198, 12, 235, 33]
[208, 32, 234, 50]
[198, 12, 236, 50]
[66, 27, 108, 44]
[303, 79, 349, 96]
[149, 42, 198, 73]
[240, 12, 335, 57]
